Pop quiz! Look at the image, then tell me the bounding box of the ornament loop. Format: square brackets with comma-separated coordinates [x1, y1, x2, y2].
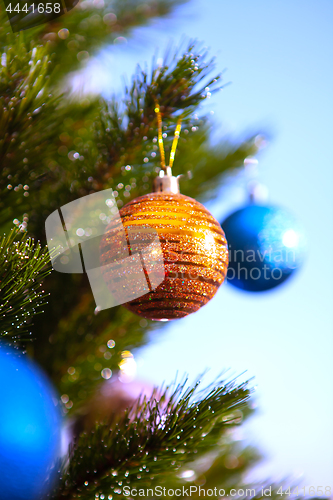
[169, 117, 182, 169]
[154, 103, 166, 170]
[154, 102, 183, 173]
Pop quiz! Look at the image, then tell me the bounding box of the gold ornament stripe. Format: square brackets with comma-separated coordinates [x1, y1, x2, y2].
[100, 231, 228, 257]
[163, 248, 228, 267]
[120, 222, 225, 242]
[127, 292, 210, 314]
[152, 276, 219, 296]
[101, 255, 225, 289]
[125, 296, 207, 317]
[165, 257, 227, 273]
[124, 308, 197, 320]
[129, 296, 208, 307]
[114, 229, 227, 250]
[121, 216, 223, 234]
[127, 305, 200, 316]
[121, 213, 222, 231]
[121, 198, 214, 217]
[117, 216, 222, 232]
[100, 246, 227, 275]
[120, 202, 220, 220]
[166, 263, 226, 284]
[107, 207, 223, 233]
[117, 263, 223, 289]
[121, 193, 212, 211]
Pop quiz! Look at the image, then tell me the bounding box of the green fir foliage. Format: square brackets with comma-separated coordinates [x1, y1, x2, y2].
[0, 228, 51, 342]
[0, 0, 267, 496]
[54, 377, 254, 499]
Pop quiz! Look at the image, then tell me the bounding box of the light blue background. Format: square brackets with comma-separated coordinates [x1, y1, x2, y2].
[76, 0, 333, 487]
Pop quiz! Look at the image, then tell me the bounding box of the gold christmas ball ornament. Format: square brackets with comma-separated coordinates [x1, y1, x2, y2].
[100, 105, 228, 321]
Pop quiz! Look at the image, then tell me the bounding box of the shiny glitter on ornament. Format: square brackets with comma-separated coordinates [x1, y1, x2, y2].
[101, 191, 229, 321]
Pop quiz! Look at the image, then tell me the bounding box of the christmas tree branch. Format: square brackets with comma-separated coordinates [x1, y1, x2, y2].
[0, 228, 52, 343]
[0, 42, 219, 232]
[1, 39, 260, 234]
[93, 41, 222, 189]
[55, 376, 252, 499]
[0, 0, 184, 83]
[154, 441, 261, 496]
[0, 31, 103, 229]
[44, 0, 184, 83]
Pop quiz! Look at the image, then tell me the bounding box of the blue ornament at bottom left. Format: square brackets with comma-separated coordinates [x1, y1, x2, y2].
[0, 345, 62, 500]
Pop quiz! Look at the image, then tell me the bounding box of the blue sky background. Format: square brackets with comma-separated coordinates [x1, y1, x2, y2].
[76, 0, 333, 487]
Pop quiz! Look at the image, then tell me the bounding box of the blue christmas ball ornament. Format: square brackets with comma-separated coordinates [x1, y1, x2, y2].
[0, 345, 62, 500]
[221, 204, 306, 292]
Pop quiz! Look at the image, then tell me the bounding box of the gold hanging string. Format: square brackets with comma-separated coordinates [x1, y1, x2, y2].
[154, 103, 182, 173]
[154, 103, 166, 170]
[169, 117, 182, 169]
